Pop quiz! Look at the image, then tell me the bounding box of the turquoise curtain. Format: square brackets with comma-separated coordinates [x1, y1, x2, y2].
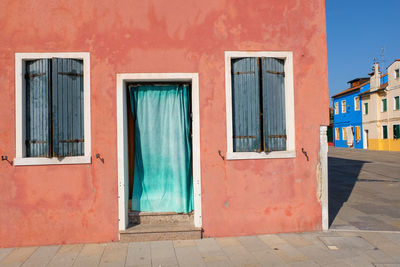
[129, 84, 194, 213]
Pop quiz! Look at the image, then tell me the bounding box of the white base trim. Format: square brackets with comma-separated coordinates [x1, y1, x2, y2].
[116, 73, 202, 231]
[14, 156, 91, 166]
[320, 126, 329, 231]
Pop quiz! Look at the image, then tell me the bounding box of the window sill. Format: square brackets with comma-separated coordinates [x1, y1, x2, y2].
[226, 151, 296, 160]
[14, 156, 91, 166]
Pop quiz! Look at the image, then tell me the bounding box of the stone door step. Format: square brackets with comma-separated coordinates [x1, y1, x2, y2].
[120, 222, 202, 242]
[129, 211, 194, 225]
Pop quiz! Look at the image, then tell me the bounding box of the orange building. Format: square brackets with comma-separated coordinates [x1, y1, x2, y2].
[0, 0, 329, 247]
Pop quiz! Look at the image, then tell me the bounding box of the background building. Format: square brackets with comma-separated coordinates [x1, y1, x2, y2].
[361, 62, 400, 151]
[332, 78, 370, 148]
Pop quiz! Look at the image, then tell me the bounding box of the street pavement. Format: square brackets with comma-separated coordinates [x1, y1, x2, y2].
[1, 231, 400, 266]
[329, 147, 400, 231]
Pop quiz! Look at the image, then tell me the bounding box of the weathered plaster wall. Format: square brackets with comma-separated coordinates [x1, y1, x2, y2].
[0, 0, 329, 247]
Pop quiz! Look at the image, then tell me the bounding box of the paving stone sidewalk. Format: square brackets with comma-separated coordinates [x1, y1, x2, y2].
[1, 230, 400, 267]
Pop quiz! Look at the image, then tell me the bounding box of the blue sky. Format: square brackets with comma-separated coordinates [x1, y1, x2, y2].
[326, 0, 400, 103]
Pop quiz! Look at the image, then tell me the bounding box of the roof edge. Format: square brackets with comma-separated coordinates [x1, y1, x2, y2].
[332, 80, 370, 99]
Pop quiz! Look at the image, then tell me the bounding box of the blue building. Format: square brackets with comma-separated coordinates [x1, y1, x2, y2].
[332, 78, 370, 148]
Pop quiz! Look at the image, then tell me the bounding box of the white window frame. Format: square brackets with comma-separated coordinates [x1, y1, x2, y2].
[334, 102, 339, 115]
[14, 52, 91, 166]
[341, 100, 346, 113]
[335, 128, 339, 140]
[354, 96, 360, 111]
[394, 69, 399, 79]
[225, 51, 295, 160]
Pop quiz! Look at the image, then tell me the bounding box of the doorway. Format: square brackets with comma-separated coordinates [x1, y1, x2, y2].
[116, 73, 202, 231]
[126, 83, 193, 213]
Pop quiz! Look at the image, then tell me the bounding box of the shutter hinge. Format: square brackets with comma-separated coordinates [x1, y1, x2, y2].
[266, 70, 285, 77]
[267, 135, 287, 139]
[58, 139, 84, 143]
[58, 72, 83, 77]
[233, 71, 256, 75]
[25, 140, 47, 144]
[25, 73, 46, 79]
[233, 136, 257, 139]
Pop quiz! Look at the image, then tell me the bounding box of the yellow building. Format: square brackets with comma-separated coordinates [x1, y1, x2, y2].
[360, 61, 400, 151]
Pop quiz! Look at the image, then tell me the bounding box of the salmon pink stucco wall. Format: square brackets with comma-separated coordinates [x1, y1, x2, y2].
[0, 0, 329, 247]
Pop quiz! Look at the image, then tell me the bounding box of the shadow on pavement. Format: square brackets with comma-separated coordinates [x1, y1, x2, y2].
[328, 156, 369, 226]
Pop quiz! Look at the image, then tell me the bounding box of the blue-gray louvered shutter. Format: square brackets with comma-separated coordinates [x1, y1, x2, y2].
[231, 58, 262, 152]
[25, 59, 51, 157]
[261, 58, 286, 151]
[52, 58, 84, 157]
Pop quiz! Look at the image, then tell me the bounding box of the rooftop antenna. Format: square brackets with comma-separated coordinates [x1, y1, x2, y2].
[372, 57, 377, 71]
[380, 46, 385, 72]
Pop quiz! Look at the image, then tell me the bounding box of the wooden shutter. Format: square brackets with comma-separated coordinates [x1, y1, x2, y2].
[231, 58, 262, 152]
[394, 125, 400, 139]
[25, 59, 51, 157]
[383, 99, 387, 112]
[383, 126, 388, 139]
[52, 58, 84, 157]
[261, 58, 286, 151]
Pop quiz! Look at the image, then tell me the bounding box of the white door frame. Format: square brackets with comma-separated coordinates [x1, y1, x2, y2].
[116, 73, 202, 231]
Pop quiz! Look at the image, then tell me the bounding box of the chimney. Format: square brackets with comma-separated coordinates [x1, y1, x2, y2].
[371, 62, 381, 90]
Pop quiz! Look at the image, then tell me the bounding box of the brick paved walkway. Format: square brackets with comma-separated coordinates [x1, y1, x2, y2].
[1, 230, 400, 266]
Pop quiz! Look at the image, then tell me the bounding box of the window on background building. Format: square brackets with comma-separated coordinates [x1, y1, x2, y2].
[342, 127, 347, 140]
[383, 125, 388, 139]
[15, 53, 91, 165]
[382, 99, 387, 112]
[355, 126, 361, 141]
[354, 96, 360, 111]
[394, 96, 400, 110]
[395, 69, 399, 79]
[364, 102, 368, 115]
[335, 128, 339, 140]
[225, 51, 295, 158]
[341, 100, 346, 113]
[334, 102, 339, 114]
[394, 125, 400, 139]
